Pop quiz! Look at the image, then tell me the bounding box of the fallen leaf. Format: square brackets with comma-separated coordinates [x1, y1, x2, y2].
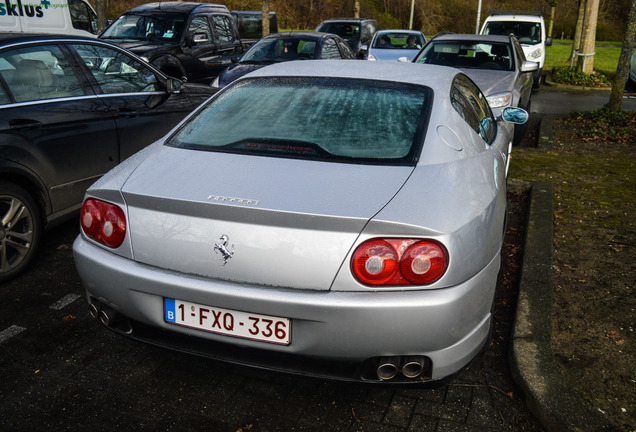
[62, 315, 76, 321]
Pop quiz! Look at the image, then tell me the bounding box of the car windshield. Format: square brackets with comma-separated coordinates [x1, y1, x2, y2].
[100, 13, 187, 41]
[168, 77, 431, 165]
[316, 23, 360, 43]
[483, 21, 541, 45]
[415, 41, 513, 71]
[373, 32, 424, 49]
[241, 38, 318, 63]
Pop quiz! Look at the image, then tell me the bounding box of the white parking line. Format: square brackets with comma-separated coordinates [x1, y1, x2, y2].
[49, 293, 82, 310]
[0, 325, 26, 345]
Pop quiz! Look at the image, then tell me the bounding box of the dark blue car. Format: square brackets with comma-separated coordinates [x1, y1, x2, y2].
[212, 32, 355, 88]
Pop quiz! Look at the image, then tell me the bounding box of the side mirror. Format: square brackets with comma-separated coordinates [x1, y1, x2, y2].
[166, 78, 182, 94]
[360, 44, 368, 52]
[501, 107, 528, 124]
[520, 61, 539, 73]
[545, 37, 553, 47]
[192, 32, 209, 44]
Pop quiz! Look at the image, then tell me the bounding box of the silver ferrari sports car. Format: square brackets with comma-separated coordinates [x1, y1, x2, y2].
[73, 60, 527, 383]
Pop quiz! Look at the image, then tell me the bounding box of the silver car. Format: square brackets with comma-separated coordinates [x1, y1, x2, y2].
[413, 34, 537, 144]
[367, 29, 426, 61]
[73, 61, 527, 383]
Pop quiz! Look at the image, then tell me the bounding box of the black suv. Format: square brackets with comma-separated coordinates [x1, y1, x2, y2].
[100, 2, 244, 84]
[315, 18, 378, 58]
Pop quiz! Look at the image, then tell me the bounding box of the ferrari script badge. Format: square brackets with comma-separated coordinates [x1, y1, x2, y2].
[213, 235, 234, 265]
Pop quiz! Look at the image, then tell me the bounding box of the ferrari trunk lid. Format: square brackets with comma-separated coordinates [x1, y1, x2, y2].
[120, 146, 413, 290]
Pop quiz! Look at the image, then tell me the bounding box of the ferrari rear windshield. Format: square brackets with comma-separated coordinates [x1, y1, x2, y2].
[167, 77, 431, 165]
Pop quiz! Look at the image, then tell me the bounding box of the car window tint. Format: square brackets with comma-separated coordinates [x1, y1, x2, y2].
[298, 40, 316, 58]
[451, 74, 496, 143]
[73, 44, 160, 94]
[169, 77, 431, 165]
[213, 15, 234, 43]
[321, 39, 341, 59]
[0, 83, 10, 104]
[0, 45, 84, 103]
[189, 16, 212, 41]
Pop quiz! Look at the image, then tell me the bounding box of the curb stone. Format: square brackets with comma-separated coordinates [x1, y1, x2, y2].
[509, 177, 620, 431]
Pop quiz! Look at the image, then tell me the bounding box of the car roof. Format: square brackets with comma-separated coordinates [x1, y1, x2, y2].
[126, 1, 229, 14]
[376, 29, 424, 34]
[0, 33, 110, 46]
[484, 13, 543, 23]
[319, 18, 376, 23]
[431, 34, 512, 43]
[261, 31, 333, 41]
[240, 59, 458, 89]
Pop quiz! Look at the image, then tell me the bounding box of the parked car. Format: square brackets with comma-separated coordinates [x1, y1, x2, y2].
[212, 31, 355, 88]
[99, 2, 245, 84]
[480, 11, 552, 88]
[367, 29, 426, 61]
[412, 33, 537, 144]
[0, 33, 217, 282]
[315, 18, 377, 58]
[0, 0, 98, 37]
[73, 60, 528, 383]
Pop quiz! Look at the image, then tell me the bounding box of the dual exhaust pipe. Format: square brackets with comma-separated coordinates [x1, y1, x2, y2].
[89, 302, 117, 327]
[376, 356, 429, 380]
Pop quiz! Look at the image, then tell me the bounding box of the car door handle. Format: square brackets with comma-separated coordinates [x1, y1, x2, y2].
[116, 108, 138, 118]
[9, 118, 43, 130]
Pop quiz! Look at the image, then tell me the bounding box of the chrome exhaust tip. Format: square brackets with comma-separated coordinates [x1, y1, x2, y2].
[88, 303, 100, 320]
[98, 308, 117, 327]
[377, 356, 401, 380]
[402, 356, 426, 378]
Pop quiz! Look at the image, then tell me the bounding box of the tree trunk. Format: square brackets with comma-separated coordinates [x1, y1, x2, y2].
[95, 0, 107, 32]
[568, 0, 586, 62]
[354, 0, 360, 18]
[608, 0, 636, 111]
[576, 0, 600, 74]
[548, 1, 557, 38]
[262, 0, 270, 38]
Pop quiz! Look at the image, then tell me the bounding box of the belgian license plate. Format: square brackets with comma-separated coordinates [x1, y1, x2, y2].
[164, 298, 291, 345]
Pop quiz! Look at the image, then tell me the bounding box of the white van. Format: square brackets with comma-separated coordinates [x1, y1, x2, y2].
[480, 11, 552, 87]
[0, 0, 98, 37]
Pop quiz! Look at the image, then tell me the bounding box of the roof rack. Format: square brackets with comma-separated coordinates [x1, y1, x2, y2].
[488, 10, 543, 16]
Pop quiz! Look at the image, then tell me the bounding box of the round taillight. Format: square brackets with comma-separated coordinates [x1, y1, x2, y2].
[100, 206, 126, 248]
[80, 199, 101, 237]
[80, 199, 126, 248]
[351, 238, 448, 287]
[351, 239, 398, 285]
[399, 241, 447, 284]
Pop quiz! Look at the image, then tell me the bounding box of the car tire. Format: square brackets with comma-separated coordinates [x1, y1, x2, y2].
[0, 182, 43, 282]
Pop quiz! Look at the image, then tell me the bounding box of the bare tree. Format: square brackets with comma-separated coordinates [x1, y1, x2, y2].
[576, 0, 600, 73]
[608, 0, 636, 111]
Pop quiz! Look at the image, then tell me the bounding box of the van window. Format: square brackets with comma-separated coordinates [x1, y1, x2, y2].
[0, 45, 84, 103]
[213, 15, 235, 43]
[188, 16, 212, 41]
[483, 21, 542, 45]
[69, 0, 99, 35]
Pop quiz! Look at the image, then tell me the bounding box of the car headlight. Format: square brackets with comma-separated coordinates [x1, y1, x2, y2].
[527, 48, 542, 60]
[486, 92, 512, 108]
